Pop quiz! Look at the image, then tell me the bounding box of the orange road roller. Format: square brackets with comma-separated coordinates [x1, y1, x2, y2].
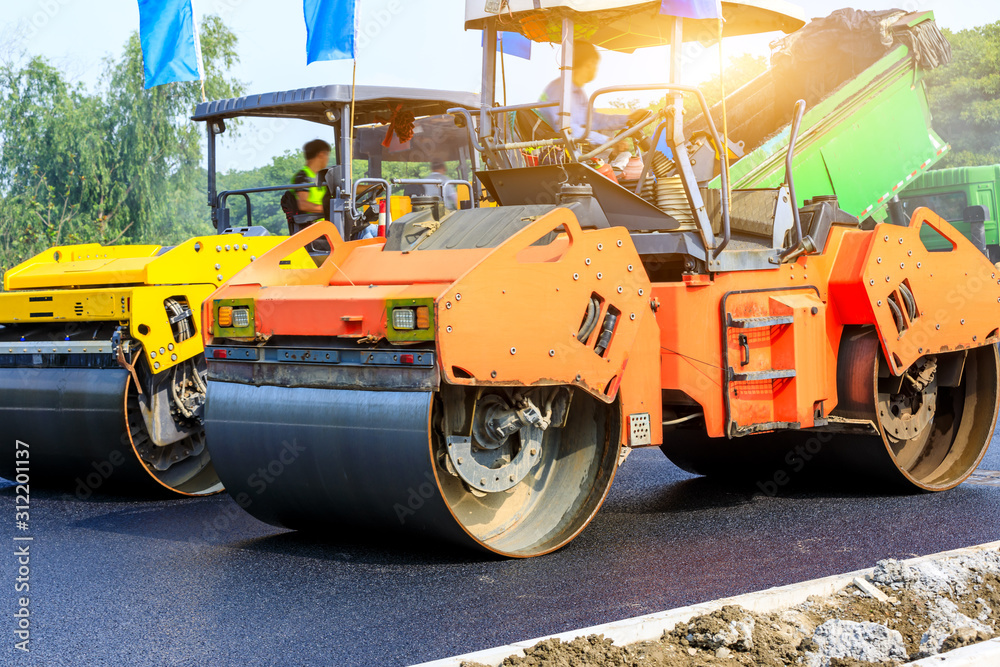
[0, 86, 480, 496]
[201, 1, 1000, 556]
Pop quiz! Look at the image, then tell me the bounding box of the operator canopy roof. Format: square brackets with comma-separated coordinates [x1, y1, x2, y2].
[465, 0, 806, 51]
[192, 85, 480, 126]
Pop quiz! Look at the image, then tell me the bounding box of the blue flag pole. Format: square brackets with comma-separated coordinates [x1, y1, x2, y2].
[137, 0, 205, 90]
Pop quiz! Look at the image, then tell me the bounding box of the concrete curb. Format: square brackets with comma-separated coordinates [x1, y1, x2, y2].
[412, 540, 1000, 667]
[905, 637, 1000, 665]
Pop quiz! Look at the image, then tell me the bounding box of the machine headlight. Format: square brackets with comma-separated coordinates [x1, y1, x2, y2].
[392, 308, 416, 330]
[232, 307, 250, 328]
[385, 299, 435, 342]
[213, 299, 256, 339]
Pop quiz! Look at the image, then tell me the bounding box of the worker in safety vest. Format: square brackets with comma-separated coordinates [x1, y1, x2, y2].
[292, 139, 331, 216]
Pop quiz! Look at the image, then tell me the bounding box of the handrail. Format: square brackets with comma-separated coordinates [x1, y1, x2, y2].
[391, 178, 475, 207]
[780, 100, 808, 257]
[449, 101, 560, 156]
[351, 178, 393, 229]
[217, 183, 312, 231]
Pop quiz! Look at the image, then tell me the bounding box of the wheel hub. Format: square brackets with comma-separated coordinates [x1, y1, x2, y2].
[448, 393, 550, 493]
[879, 356, 938, 443]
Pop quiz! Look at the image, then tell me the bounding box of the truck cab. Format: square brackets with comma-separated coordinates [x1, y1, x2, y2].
[900, 164, 1000, 260]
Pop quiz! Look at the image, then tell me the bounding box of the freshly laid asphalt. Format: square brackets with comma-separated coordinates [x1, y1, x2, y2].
[3, 432, 1000, 666]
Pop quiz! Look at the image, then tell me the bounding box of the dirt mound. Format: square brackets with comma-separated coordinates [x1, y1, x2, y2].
[462, 549, 1000, 667]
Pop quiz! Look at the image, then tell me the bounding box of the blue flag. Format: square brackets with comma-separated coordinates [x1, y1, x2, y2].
[481, 31, 532, 60]
[659, 0, 721, 20]
[304, 0, 358, 64]
[137, 0, 204, 89]
[497, 32, 532, 60]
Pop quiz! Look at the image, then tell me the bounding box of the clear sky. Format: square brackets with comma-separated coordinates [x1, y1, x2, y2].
[4, 0, 999, 170]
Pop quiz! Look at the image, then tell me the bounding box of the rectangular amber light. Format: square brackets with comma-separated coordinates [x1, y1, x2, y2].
[415, 306, 430, 329]
[218, 306, 233, 328]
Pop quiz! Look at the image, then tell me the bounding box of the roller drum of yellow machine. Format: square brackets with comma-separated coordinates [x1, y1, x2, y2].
[202, 1, 1000, 556]
[0, 86, 481, 496]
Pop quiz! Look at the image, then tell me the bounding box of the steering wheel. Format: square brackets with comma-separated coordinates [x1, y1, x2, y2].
[577, 108, 663, 162]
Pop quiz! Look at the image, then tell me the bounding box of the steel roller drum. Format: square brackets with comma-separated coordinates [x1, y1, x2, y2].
[204, 381, 620, 556]
[0, 367, 220, 496]
[662, 330, 999, 492]
[0, 368, 144, 492]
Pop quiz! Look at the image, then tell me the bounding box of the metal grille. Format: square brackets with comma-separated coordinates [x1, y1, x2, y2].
[629, 413, 651, 446]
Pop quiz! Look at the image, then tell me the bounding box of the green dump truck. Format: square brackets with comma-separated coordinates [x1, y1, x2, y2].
[899, 164, 1000, 260]
[694, 9, 953, 227]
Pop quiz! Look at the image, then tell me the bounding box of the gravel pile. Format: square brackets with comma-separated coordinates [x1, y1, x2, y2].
[463, 548, 1000, 667]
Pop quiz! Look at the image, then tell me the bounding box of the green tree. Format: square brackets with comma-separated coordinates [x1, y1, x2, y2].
[0, 16, 245, 276]
[925, 22, 1000, 168]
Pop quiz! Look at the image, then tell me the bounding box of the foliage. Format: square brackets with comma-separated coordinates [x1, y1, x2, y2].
[924, 21, 1000, 168]
[0, 16, 244, 276]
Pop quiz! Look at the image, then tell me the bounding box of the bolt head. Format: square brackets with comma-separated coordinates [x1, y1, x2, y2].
[510, 347, 516, 355]
[491, 371, 497, 378]
[549, 349, 555, 357]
